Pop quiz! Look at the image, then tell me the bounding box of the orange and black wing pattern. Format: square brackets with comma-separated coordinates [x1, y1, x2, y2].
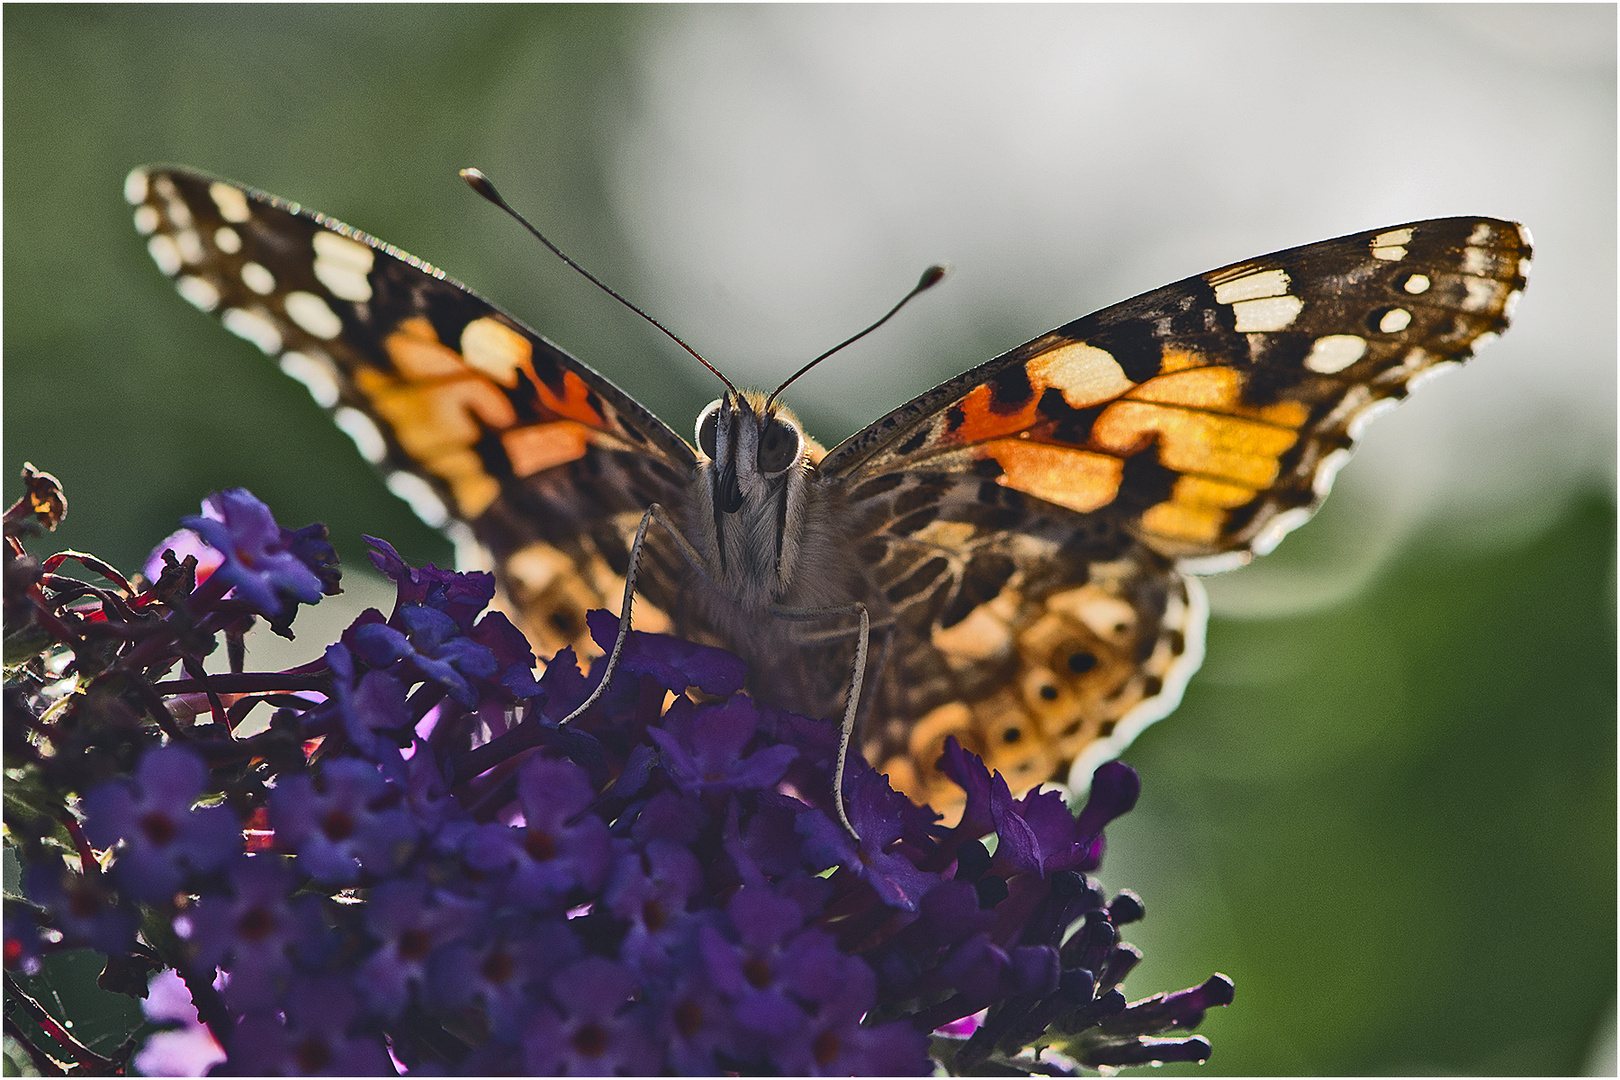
[827, 218, 1530, 810]
[127, 166, 696, 655]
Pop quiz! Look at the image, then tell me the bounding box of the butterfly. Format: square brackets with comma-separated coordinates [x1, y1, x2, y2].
[127, 166, 1530, 822]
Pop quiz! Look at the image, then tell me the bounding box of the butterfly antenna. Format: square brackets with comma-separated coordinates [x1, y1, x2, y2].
[461, 168, 738, 395]
[766, 264, 947, 409]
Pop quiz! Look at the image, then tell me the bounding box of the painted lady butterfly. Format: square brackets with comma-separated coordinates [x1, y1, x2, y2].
[127, 166, 1530, 820]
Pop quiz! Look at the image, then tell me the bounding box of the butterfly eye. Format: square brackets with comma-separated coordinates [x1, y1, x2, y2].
[695, 401, 722, 459]
[756, 418, 800, 475]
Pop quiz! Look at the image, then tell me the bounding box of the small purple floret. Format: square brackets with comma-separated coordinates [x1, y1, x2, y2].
[81, 745, 241, 903]
[179, 488, 327, 618]
[268, 758, 418, 885]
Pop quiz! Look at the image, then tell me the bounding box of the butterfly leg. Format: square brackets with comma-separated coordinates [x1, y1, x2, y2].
[555, 502, 719, 725]
[556, 504, 664, 729]
[767, 598, 870, 841]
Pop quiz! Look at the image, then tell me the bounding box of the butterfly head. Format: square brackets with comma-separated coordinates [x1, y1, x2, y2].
[695, 390, 825, 516]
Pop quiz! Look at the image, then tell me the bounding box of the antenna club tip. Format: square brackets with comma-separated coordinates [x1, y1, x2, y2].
[919, 264, 949, 290]
[460, 167, 502, 205]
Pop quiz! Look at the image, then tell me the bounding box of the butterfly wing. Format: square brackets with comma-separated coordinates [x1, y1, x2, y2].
[824, 217, 1531, 809]
[128, 166, 697, 657]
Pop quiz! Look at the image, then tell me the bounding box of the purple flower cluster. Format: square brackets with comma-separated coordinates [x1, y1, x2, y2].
[5, 478, 1231, 1075]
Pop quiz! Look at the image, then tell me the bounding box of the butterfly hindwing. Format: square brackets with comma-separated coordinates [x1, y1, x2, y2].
[829, 217, 1529, 811]
[128, 166, 696, 655]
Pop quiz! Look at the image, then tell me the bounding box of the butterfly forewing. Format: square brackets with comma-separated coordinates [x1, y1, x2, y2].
[826, 218, 1529, 564]
[128, 166, 696, 657]
[131, 166, 1529, 821]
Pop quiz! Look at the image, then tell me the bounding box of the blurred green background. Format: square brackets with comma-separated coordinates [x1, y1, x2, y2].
[5, 6, 1613, 1074]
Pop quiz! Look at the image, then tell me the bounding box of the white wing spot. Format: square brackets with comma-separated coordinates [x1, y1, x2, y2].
[1212, 267, 1289, 304]
[1462, 276, 1499, 312]
[175, 229, 205, 265]
[240, 262, 277, 296]
[1516, 223, 1534, 247]
[1503, 290, 1523, 320]
[1346, 397, 1398, 441]
[175, 275, 221, 312]
[1231, 294, 1303, 332]
[1462, 246, 1492, 276]
[146, 235, 182, 276]
[220, 307, 283, 356]
[334, 406, 388, 464]
[1304, 334, 1366, 374]
[1390, 347, 1433, 378]
[386, 472, 451, 528]
[1406, 360, 1462, 395]
[214, 226, 242, 254]
[1468, 331, 1500, 354]
[312, 233, 374, 302]
[443, 520, 484, 571]
[163, 196, 193, 231]
[152, 175, 178, 201]
[1313, 447, 1352, 497]
[1402, 273, 1431, 294]
[279, 351, 342, 408]
[208, 182, 252, 224]
[1251, 505, 1313, 556]
[1371, 227, 1413, 261]
[132, 205, 160, 236]
[123, 168, 149, 205]
[1177, 550, 1250, 575]
[1378, 307, 1412, 334]
[1518, 257, 1533, 278]
[284, 291, 344, 340]
[1468, 222, 1493, 245]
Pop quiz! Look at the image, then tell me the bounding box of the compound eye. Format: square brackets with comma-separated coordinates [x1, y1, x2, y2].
[695, 401, 722, 459]
[756, 418, 800, 475]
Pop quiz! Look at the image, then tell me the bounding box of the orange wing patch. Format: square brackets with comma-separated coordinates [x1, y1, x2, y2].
[349, 317, 517, 518]
[931, 339, 1145, 513]
[1093, 403, 1295, 485]
[346, 315, 626, 520]
[502, 422, 595, 478]
[535, 368, 608, 428]
[943, 381, 1043, 444]
[979, 442, 1123, 514]
[1125, 366, 1308, 426]
[940, 339, 1137, 448]
[1093, 364, 1310, 548]
[929, 337, 1316, 548]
